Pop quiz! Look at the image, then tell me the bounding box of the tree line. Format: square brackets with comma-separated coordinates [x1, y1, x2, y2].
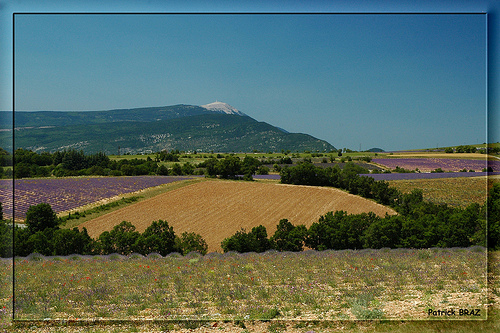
[221, 183, 499, 252]
[280, 161, 399, 206]
[0, 203, 208, 257]
[2, 148, 271, 179]
[0, 182, 498, 258]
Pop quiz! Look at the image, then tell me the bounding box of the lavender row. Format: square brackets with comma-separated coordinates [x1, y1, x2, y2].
[372, 158, 500, 172]
[253, 174, 281, 180]
[0, 176, 198, 220]
[360, 171, 500, 181]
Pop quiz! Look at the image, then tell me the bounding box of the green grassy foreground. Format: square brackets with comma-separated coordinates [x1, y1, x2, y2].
[1, 248, 497, 332]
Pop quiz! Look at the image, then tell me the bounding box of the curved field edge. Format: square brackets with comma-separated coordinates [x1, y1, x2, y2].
[79, 180, 397, 253]
[60, 177, 208, 229]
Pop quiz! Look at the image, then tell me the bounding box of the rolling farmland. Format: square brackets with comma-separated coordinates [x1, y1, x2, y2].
[372, 157, 500, 172]
[0, 176, 199, 220]
[79, 180, 397, 253]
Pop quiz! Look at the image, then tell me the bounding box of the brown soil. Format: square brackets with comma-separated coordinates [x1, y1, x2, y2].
[79, 180, 397, 253]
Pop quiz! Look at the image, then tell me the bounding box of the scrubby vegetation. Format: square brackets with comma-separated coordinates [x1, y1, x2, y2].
[0, 203, 207, 257]
[1, 148, 272, 179]
[219, 165, 499, 253]
[1, 163, 498, 258]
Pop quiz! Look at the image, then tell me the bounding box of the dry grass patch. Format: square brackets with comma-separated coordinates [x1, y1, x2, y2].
[387, 152, 492, 159]
[80, 180, 396, 252]
[387, 176, 497, 208]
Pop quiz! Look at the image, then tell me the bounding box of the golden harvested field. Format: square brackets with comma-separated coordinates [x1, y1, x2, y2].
[388, 175, 499, 208]
[80, 180, 397, 252]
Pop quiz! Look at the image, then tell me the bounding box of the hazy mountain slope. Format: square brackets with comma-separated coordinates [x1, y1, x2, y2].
[4, 105, 215, 129]
[11, 113, 335, 154]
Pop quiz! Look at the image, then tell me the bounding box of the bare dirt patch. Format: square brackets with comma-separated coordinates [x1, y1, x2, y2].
[79, 180, 397, 252]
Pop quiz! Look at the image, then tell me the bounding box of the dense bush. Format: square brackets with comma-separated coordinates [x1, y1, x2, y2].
[270, 219, 307, 252]
[219, 184, 498, 253]
[2, 177, 499, 257]
[221, 225, 272, 253]
[201, 155, 262, 180]
[5, 148, 206, 178]
[0, 201, 208, 257]
[280, 161, 398, 206]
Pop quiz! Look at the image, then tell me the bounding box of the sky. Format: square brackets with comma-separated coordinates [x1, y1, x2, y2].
[0, 0, 496, 152]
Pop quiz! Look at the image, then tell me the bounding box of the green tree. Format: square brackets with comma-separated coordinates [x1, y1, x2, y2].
[52, 227, 94, 255]
[256, 165, 270, 175]
[221, 225, 271, 253]
[396, 189, 424, 216]
[270, 219, 307, 252]
[171, 163, 183, 176]
[241, 155, 261, 176]
[25, 203, 58, 234]
[306, 211, 373, 250]
[203, 158, 219, 177]
[217, 155, 241, 179]
[362, 215, 403, 249]
[156, 164, 169, 175]
[176, 232, 208, 255]
[0, 220, 13, 257]
[97, 221, 141, 255]
[221, 228, 253, 253]
[181, 162, 195, 175]
[14, 227, 32, 256]
[62, 149, 87, 170]
[27, 228, 56, 256]
[249, 225, 272, 253]
[138, 220, 177, 256]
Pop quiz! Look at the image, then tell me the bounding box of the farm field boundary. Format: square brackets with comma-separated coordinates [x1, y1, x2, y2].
[0, 176, 203, 222]
[59, 177, 207, 229]
[79, 180, 397, 253]
[386, 175, 498, 209]
[382, 152, 494, 159]
[371, 158, 500, 173]
[363, 172, 500, 181]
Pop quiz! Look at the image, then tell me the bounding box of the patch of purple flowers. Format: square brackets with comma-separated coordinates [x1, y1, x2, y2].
[0, 176, 198, 220]
[372, 158, 500, 173]
[361, 171, 500, 181]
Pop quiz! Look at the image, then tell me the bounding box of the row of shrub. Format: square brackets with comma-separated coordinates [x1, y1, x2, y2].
[280, 161, 399, 206]
[0, 203, 208, 257]
[3, 148, 277, 179]
[222, 186, 497, 253]
[0, 181, 498, 257]
[278, 162, 500, 250]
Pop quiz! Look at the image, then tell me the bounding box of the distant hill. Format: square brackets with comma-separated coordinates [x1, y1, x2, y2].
[4, 103, 335, 154]
[367, 148, 385, 152]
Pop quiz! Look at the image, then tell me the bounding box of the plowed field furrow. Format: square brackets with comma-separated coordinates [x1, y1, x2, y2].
[80, 180, 397, 252]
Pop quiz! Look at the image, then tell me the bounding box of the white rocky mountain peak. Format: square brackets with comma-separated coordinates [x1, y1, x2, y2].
[200, 101, 246, 116]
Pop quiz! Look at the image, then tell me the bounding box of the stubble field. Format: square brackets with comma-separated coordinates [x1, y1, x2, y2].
[387, 175, 498, 208]
[79, 180, 397, 253]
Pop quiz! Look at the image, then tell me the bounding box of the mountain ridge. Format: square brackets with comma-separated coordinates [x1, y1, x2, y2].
[2, 103, 336, 154]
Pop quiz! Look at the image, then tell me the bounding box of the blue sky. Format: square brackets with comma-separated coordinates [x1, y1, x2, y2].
[0, 1, 496, 152]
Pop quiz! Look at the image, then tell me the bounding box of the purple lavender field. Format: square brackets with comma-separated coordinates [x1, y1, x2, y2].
[0, 176, 198, 220]
[372, 158, 500, 172]
[361, 171, 500, 181]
